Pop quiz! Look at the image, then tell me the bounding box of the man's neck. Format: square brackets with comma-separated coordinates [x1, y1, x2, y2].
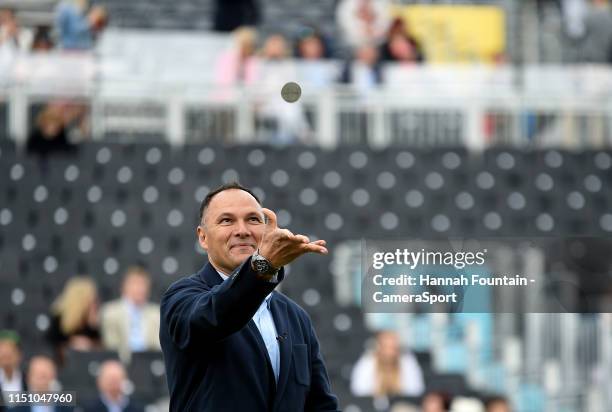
[210, 262, 231, 277]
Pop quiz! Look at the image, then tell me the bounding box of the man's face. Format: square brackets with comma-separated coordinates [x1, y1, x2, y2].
[28, 358, 56, 392]
[376, 332, 400, 362]
[122, 274, 150, 306]
[197, 189, 265, 275]
[0, 340, 20, 371]
[488, 401, 510, 412]
[98, 361, 126, 400]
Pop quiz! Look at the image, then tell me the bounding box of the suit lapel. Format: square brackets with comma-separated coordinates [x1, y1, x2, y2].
[270, 294, 292, 408]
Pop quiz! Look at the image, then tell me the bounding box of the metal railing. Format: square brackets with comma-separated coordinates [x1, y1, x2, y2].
[2, 53, 612, 149]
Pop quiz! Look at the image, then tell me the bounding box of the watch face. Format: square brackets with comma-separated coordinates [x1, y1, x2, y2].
[254, 257, 270, 273]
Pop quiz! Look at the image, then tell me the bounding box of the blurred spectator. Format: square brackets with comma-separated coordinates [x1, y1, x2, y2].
[83, 360, 143, 412]
[10, 355, 73, 412]
[31, 26, 54, 51]
[579, 0, 612, 63]
[261, 33, 290, 60]
[0, 8, 33, 67]
[421, 391, 451, 412]
[350, 330, 425, 397]
[215, 26, 259, 87]
[55, 1, 107, 50]
[295, 26, 329, 60]
[294, 26, 336, 88]
[340, 43, 383, 91]
[26, 105, 76, 157]
[47, 277, 101, 363]
[256, 33, 311, 144]
[101, 266, 161, 363]
[336, 0, 392, 49]
[0, 8, 19, 50]
[0, 331, 27, 398]
[485, 396, 512, 412]
[213, 0, 260, 32]
[379, 18, 424, 63]
[451, 397, 485, 412]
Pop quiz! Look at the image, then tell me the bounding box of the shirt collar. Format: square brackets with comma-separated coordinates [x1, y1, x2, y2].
[100, 394, 128, 409]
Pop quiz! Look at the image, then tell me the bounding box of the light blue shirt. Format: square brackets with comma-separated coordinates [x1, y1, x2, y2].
[218, 271, 280, 383]
[55, 2, 94, 50]
[100, 394, 129, 412]
[125, 299, 146, 352]
[31, 406, 53, 412]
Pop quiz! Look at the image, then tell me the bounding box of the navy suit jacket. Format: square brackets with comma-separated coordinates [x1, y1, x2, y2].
[81, 396, 143, 412]
[160, 257, 340, 411]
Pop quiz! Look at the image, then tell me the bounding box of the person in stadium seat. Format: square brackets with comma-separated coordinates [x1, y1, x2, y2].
[336, 0, 391, 49]
[82, 360, 143, 412]
[0, 8, 20, 50]
[31, 26, 54, 51]
[295, 27, 328, 60]
[159, 182, 339, 411]
[26, 105, 76, 157]
[339, 43, 383, 91]
[579, 0, 612, 63]
[11, 355, 73, 412]
[0, 331, 27, 400]
[350, 330, 425, 397]
[421, 391, 452, 412]
[55, 1, 107, 50]
[215, 26, 259, 87]
[379, 17, 424, 63]
[46, 277, 102, 364]
[101, 266, 161, 363]
[255, 33, 312, 144]
[485, 396, 512, 412]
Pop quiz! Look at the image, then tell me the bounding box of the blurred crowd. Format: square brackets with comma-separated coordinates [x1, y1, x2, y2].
[0, 1, 106, 54]
[348, 331, 512, 412]
[0, 1, 108, 158]
[2, 0, 611, 147]
[0, 267, 160, 412]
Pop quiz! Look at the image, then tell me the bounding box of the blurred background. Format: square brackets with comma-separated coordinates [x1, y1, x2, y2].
[1, 0, 612, 411]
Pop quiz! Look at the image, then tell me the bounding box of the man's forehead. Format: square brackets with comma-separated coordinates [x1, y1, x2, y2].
[207, 189, 262, 215]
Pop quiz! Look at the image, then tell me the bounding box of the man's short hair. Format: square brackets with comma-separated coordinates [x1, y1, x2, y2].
[122, 265, 150, 282]
[0, 330, 21, 347]
[485, 396, 510, 409]
[198, 182, 261, 222]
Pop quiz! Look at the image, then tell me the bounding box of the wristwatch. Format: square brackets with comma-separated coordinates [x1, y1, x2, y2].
[251, 250, 280, 281]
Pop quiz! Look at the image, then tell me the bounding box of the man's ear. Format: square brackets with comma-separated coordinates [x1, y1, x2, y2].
[197, 225, 208, 251]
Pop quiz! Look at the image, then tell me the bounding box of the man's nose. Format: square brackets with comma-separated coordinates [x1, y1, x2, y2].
[234, 220, 250, 237]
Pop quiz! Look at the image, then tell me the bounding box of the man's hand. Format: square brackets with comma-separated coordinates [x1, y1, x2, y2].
[258, 208, 328, 269]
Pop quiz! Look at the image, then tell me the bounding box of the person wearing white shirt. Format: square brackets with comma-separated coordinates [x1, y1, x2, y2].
[336, 0, 392, 49]
[350, 330, 425, 397]
[0, 334, 26, 401]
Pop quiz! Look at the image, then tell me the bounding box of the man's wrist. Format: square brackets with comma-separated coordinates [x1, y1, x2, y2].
[251, 251, 280, 282]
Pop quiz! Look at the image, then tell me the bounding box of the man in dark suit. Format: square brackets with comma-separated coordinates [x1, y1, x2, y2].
[82, 360, 143, 412]
[0, 331, 27, 394]
[160, 182, 340, 411]
[9, 355, 73, 412]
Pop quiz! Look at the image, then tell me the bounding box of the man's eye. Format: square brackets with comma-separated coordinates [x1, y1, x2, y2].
[220, 218, 231, 223]
[249, 217, 262, 222]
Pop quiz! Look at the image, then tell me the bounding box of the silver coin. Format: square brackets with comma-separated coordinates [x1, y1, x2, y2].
[281, 82, 301, 103]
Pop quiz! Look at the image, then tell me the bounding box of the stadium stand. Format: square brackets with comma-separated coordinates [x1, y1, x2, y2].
[2, 140, 612, 410]
[2, 0, 612, 411]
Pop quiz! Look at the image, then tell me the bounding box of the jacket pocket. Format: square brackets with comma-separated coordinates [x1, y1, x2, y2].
[292, 343, 310, 386]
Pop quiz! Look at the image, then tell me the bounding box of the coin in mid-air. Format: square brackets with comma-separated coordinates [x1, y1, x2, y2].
[281, 82, 301, 103]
